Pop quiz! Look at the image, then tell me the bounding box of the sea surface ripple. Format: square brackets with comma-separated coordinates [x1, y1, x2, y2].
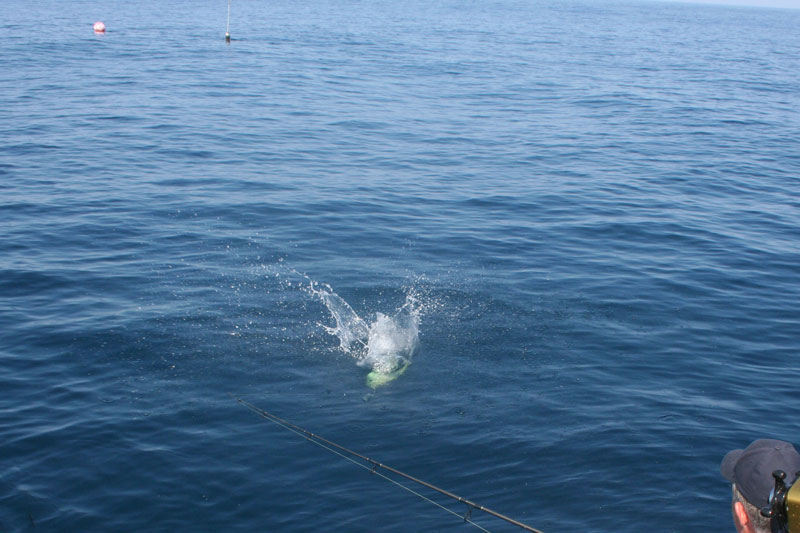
[1, 0, 799, 531]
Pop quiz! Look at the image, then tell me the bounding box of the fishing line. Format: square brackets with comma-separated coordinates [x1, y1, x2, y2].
[237, 398, 492, 532]
[235, 397, 544, 533]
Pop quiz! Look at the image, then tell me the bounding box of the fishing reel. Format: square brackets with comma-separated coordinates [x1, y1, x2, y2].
[761, 470, 800, 533]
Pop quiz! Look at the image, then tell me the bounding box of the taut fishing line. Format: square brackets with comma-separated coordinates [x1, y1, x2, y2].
[235, 397, 544, 533]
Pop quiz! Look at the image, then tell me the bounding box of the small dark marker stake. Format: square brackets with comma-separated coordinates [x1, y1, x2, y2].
[225, 0, 232, 42]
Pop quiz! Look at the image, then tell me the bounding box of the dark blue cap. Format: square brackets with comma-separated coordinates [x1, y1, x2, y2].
[721, 439, 800, 509]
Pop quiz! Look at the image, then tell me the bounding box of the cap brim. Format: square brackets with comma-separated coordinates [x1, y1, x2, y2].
[721, 449, 743, 482]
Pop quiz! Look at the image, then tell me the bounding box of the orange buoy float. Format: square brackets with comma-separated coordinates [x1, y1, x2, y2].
[93, 21, 106, 34]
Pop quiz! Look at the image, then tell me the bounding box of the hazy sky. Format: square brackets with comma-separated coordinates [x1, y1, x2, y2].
[658, 0, 800, 8]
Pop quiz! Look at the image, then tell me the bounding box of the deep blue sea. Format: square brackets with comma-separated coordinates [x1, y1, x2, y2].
[2, 0, 799, 531]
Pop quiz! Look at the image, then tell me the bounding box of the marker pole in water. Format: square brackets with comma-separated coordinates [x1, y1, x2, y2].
[225, 0, 231, 42]
[234, 397, 545, 533]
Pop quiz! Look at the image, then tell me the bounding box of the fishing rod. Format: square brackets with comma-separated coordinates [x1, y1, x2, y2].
[235, 397, 544, 533]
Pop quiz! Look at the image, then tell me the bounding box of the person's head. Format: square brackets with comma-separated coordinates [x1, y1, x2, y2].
[721, 439, 800, 533]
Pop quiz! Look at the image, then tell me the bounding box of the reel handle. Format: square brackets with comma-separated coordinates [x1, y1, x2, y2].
[761, 470, 787, 519]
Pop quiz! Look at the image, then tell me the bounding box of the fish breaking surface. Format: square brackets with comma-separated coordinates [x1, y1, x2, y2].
[308, 282, 421, 387]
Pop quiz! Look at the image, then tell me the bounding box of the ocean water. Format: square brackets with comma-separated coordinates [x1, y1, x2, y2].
[2, 0, 799, 531]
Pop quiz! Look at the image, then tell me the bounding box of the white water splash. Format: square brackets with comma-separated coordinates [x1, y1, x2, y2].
[307, 281, 421, 383]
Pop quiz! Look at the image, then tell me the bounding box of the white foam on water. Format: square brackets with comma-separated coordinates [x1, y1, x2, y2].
[306, 281, 422, 378]
[263, 264, 439, 386]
